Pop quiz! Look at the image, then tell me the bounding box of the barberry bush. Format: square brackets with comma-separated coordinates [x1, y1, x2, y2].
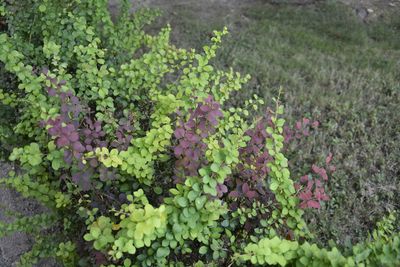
[0, 1, 398, 266]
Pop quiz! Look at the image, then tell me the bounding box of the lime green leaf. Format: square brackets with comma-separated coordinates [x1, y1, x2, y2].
[270, 182, 278, 191]
[39, 5, 46, 12]
[156, 247, 170, 258]
[177, 197, 188, 207]
[199, 246, 208, 255]
[90, 227, 101, 238]
[210, 163, 220, 172]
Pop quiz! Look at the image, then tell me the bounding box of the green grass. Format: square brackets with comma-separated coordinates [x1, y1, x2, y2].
[150, 1, 400, 246]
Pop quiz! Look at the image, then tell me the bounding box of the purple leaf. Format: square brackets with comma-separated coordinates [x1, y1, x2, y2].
[89, 158, 98, 167]
[216, 183, 228, 194]
[70, 96, 79, 105]
[174, 128, 185, 139]
[57, 136, 70, 147]
[83, 129, 91, 136]
[186, 133, 199, 142]
[180, 140, 189, 149]
[99, 141, 108, 147]
[295, 121, 302, 130]
[110, 140, 119, 148]
[48, 127, 59, 136]
[50, 78, 57, 85]
[64, 124, 75, 133]
[245, 190, 257, 199]
[72, 142, 85, 153]
[242, 183, 250, 194]
[48, 88, 57, 96]
[185, 120, 195, 129]
[200, 105, 211, 112]
[73, 150, 82, 160]
[300, 175, 308, 183]
[61, 105, 68, 113]
[228, 191, 240, 198]
[69, 132, 79, 142]
[307, 200, 320, 209]
[174, 146, 183, 156]
[94, 121, 101, 132]
[184, 149, 194, 158]
[326, 152, 333, 165]
[77, 160, 85, 169]
[299, 191, 312, 201]
[66, 90, 73, 97]
[60, 93, 68, 101]
[84, 138, 92, 145]
[63, 150, 73, 164]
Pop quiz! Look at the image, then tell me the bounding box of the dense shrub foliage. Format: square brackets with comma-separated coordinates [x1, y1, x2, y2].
[0, 1, 398, 266]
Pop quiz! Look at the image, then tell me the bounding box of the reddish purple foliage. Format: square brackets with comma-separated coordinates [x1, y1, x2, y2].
[296, 175, 328, 209]
[284, 117, 319, 143]
[216, 183, 228, 197]
[110, 117, 134, 150]
[312, 164, 328, 181]
[227, 117, 274, 206]
[173, 96, 223, 182]
[42, 73, 133, 190]
[295, 153, 335, 209]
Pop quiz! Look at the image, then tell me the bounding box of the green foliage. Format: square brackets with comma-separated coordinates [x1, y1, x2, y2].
[164, 178, 227, 245]
[10, 142, 43, 166]
[238, 234, 400, 266]
[83, 216, 115, 251]
[55, 241, 78, 267]
[18, 236, 77, 267]
[84, 189, 168, 260]
[0, 173, 62, 207]
[369, 212, 397, 242]
[237, 213, 400, 266]
[265, 96, 307, 237]
[0, 213, 56, 238]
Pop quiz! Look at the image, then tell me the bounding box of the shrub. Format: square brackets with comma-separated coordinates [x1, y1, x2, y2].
[236, 213, 400, 267]
[0, 1, 398, 266]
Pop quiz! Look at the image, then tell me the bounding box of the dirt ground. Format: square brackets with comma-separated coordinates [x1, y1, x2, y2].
[340, 0, 400, 20]
[0, 164, 33, 267]
[0, 163, 55, 266]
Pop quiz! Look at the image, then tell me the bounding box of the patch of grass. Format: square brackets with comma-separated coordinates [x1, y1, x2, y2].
[150, 0, 400, 246]
[367, 9, 400, 50]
